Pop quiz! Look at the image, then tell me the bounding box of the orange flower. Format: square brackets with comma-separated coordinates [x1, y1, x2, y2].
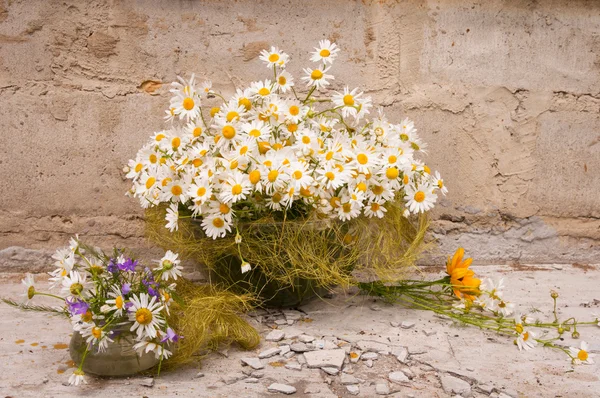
[447, 248, 481, 300]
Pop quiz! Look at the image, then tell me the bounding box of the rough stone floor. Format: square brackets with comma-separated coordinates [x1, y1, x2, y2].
[1, 265, 599, 397]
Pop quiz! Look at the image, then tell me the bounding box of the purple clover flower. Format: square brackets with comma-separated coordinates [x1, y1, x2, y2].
[66, 297, 89, 316]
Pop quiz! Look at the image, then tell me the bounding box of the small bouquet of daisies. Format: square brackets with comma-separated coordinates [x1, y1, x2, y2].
[6, 237, 183, 386]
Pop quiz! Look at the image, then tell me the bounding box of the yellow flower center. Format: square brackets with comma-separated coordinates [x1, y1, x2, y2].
[171, 137, 181, 148]
[230, 159, 239, 170]
[135, 308, 153, 325]
[414, 191, 426, 203]
[92, 327, 102, 339]
[278, 76, 287, 85]
[372, 185, 384, 195]
[515, 323, 524, 334]
[523, 331, 530, 341]
[82, 311, 93, 323]
[149, 154, 157, 164]
[293, 170, 303, 180]
[272, 192, 282, 203]
[219, 203, 230, 214]
[325, 171, 335, 181]
[249, 170, 261, 184]
[231, 184, 243, 195]
[287, 123, 298, 133]
[238, 97, 251, 111]
[400, 133, 409, 142]
[578, 350, 589, 361]
[210, 107, 220, 117]
[70, 283, 83, 296]
[155, 133, 165, 141]
[423, 165, 431, 174]
[197, 187, 207, 197]
[343, 94, 355, 106]
[115, 296, 124, 309]
[311, 69, 323, 80]
[438, 180, 444, 189]
[249, 129, 262, 137]
[145, 177, 156, 189]
[388, 155, 397, 164]
[212, 217, 225, 228]
[342, 203, 352, 213]
[319, 49, 330, 57]
[268, 170, 279, 182]
[240, 146, 248, 155]
[193, 158, 203, 167]
[171, 185, 182, 196]
[223, 125, 236, 139]
[289, 105, 300, 116]
[302, 136, 311, 144]
[386, 167, 399, 179]
[356, 182, 367, 192]
[268, 53, 280, 62]
[371, 203, 380, 211]
[134, 163, 143, 173]
[182, 97, 195, 111]
[357, 154, 368, 165]
[27, 286, 35, 300]
[258, 87, 270, 96]
[226, 111, 239, 122]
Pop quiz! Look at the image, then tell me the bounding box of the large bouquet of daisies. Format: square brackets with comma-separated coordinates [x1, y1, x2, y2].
[13, 237, 182, 386]
[125, 40, 446, 242]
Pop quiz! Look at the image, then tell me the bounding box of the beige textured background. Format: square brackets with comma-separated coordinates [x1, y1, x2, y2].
[1, 0, 599, 271]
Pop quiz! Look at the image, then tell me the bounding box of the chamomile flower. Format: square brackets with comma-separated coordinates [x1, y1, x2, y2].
[259, 46, 288, 68]
[275, 70, 294, 93]
[288, 161, 313, 190]
[337, 196, 362, 221]
[155, 250, 183, 281]
[165, 203, 179, 232]
[404, 184, 437, 214]
[220, 172, 252, 204]
[133, 340, 173, 360]
[129, 293, 165, 340]
[283, 101, 308, 124]
[68, 369, 87, 386]
[82, 324, 113, 353]
[61, 271, 92, 298]
[21, 273, 36, 302]
[516, 329, 537, 351]
[302, 66, 334, 90]
[200, 80, 213, 97]
[432, 171, 448, 195]
[332, 87, 369, 119]
[251, 80, 274, 99]
[169, 89, 201, 122]
[310, 40, 340, 64]
[241, 261, 252, 274]
[569, 341, 595, 364]
[105, 286, 126, 316]
[201, 213, 232, 239]
[364, 200, 387, 218]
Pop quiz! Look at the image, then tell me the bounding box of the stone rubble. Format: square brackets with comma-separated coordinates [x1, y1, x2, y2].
[258, 347, 281, 359]
[304, 349, 346, 369]
[265, 329, 285, 342]
[240, 357, 264, 370]
[267, 383, 297, 395]
[440, 374, 472, 397]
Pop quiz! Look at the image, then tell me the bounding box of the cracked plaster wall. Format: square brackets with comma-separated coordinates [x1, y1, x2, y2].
[1, 0, 599, 271]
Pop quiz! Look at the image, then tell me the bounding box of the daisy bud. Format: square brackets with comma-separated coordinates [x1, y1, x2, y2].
[558, 326, 565, 334]
[550, 290, 559, 299]
[241, 262, 251, 274]
[572, 331, 580, 339]
[235, 233, 242, 244]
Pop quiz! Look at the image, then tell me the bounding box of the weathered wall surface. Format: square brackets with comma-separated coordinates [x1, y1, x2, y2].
[1, 0, 599, 270]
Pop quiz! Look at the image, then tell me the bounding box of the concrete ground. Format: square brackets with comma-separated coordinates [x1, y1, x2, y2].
[1, 264, 599, 398]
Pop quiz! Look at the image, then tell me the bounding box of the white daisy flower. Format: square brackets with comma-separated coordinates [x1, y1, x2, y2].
[200, 80, 213, 97]
[288, 161, 313, 190]
[364, 200, 387, 218]
[332, 87, 370, 119]
[220, 172, 252, 204]
[133, 340, 173, 360]
[241, 261, 252, 274]
[242, 119, 270, 140]
[201, 214, 232, 239]
[516, 329, 537, 351]
[169, 90, 201, 122]
[68, 369, 87, 386]
[105, 286, 126, 316]
[302, 66, 334, 90]
[250, 80, 274, 99]
[259, 46, 288, 68]
[310, 40, 340, 64]
[155, 250, 183, 281]
[432, 171, 448, 195]
[81, 324, 113, 353]
[61, 271, 92, 298]
[404, 184, 437, 214]
[569, 341, 595, 364]
[21, 273, 36, 302]
[129, 293, 165, 340]
[165, 203, 179, 233]
[275, 70, 294, 93]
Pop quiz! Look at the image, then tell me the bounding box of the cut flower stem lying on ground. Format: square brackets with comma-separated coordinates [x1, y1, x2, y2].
[359, 248, 598, 365]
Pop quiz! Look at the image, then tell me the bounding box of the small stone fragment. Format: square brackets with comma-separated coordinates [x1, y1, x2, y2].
[376, 382, 390, 395]
[221, 373, 244, 385]
[140, 378, 154, 387]
[284, 351, 296, 359]
[275, 319, 287, 325]
[400, 321, 415, 329]
[349, 350, 362, 363]
[423, 329, 437, 336]
[304, 349, 346, 370]
[297, 354, 307, 365]
[268, 383, 297, 395]
[266, 329, 285, 342]
[299, 334, 315, 343]
[304, 385, 321, 394]
[478, 384, 494, 394]
[283, 310, 303, 321]
[259, 347, 281, 359]
[390, 321, 400, 327]
[440, 374, 472, 397]
[241, 357, 265, 370]
[466, 366, 474, 372]
[361, 352, 378, 360]
[389, 371, 410, 383]
[341, 373, 359, 385]
[245, 377, 259, 383]
[194, 372, 205, 378]
[370, 304, 382, 311]
[321, 366, 339, 375]
[393, 346, 409, 363]
[290, 342, 311, 352]
[357, 340, 390, 354]
[365, 359, 374, 368]
[279, 345, 291, 356]
[346, 385, 360, 395]
[282, 327, 302, 339]
[287, 320, 295, 325]
[400, 367, 414, 379]
[251, 371, 265, 378]
[285, 362, 302, 371]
